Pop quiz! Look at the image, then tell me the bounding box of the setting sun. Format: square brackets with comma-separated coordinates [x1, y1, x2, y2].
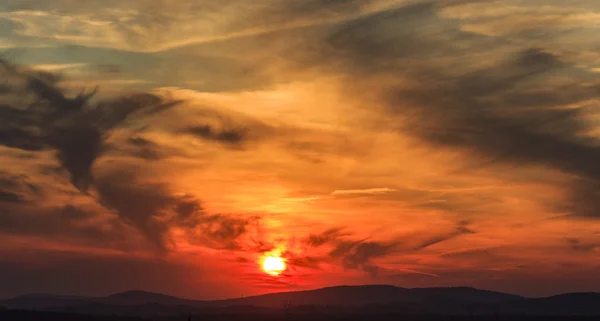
[262, 255, 286, 276]
[2, 0, 600, 313]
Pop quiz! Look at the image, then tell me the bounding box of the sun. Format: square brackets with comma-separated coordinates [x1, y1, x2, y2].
[262, 255, 286, 276]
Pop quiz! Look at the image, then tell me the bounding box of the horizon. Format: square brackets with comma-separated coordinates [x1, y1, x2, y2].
[1, 0, 600, 303]
[4, 283, 597, 302]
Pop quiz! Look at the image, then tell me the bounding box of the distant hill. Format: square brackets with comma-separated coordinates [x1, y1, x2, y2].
[12, 294, 88, 300]
[1, 285, 599, 316]
[208, 285, 522, 307]
[0, 294, 89, 310]
[102, 291, 197, 306]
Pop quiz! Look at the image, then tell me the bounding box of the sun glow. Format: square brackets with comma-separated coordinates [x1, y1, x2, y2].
[262, 254, 286, 276]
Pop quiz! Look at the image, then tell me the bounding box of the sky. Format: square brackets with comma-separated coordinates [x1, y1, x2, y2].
[1, 0, 600, 299]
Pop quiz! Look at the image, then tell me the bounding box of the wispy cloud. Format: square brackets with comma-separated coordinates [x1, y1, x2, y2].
[331, 188, 397, 196]
[30, 63, 88, 72]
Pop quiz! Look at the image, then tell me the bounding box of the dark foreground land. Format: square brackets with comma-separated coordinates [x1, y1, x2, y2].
[3, 286, 599, 320]
[2, 310, 600, 321]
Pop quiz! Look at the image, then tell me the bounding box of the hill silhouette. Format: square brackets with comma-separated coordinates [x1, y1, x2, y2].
[2, 284, 600, 316]
[207, 285, 522, 307]
[103, 291, 197, 306]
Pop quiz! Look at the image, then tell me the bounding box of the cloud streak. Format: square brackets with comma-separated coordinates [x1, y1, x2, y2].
[331, 188, 397, 196]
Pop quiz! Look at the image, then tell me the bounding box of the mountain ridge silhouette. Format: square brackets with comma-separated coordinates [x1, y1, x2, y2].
[2, 285, 600, 315]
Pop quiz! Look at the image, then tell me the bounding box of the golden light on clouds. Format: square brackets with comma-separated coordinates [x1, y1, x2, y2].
[0, 0, 600, 300]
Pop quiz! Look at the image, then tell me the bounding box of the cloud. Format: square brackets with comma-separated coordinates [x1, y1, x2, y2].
[0, 191, 26, 203]
[304, 227, 400, 276]
[332, 240, 398, 277]
[94, 170, 259, 252]
[300, 221, 478, 277]
[390, 48, 600, 218]
[30, 63, 88, 72]
[253, 0, 600, 219]
[0, 10, 135, 50]
[0, 60, 269, 254]
[565, 238, 600, 253]
[185, 125, 247, 146]
[1, 0, 600, 297]
[186, 213, 259, 251]
[0, 60, 180, 192]
[94, 171, 183, 251]
[416, 221, 475, 250]
[441, 2, 600, 40]
[331, 188, 397, 196]
[123, 136, 163, 160]
[561, 178, 600, 219]
[306, 228, 348, 247]
[0, 0, 398, 52]
[0, 172, 40, 203]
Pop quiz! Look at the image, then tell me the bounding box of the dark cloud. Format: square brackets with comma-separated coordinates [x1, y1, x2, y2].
[304, 227, 400, 277]
[248, 239, 276, 254]
[325, 2, 445, 64]
[416, 221, 475, 250]
[302, 222, 477, 277]
[175, 193, 259, 251]
[186, 213, 258, 250]
[96, 64, 123, 75]
[332, 240, 398, 277]
[565, 238, 600, 252]
[306, 228, 347, 247]
[251, 1, 492, 75]
[391, 49, 600, 218]
[186, 124, 247, 146]
[50, 125, 103, 192]
[222, 0, 600, 220]
[287, 255, 323, 270]
[106, 135, 187, 161]
[125, 136, 163, 160]
[94, 171, 178, 251]
[0, 191, 25, 203]
[0, 60, 181, 192]
[0, 59, 262, 253]
[182, 108, 275, 148]
[0, 172, 40, 203]
[0, 127, 46, 151]
[265, 0, 600, 218]
[562, 178, 600, 219]
[0, 60, 277, 254]
[95, 171, 258, 252]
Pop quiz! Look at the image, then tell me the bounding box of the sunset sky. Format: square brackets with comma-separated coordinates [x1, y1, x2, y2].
[1, 0, 600, 299]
